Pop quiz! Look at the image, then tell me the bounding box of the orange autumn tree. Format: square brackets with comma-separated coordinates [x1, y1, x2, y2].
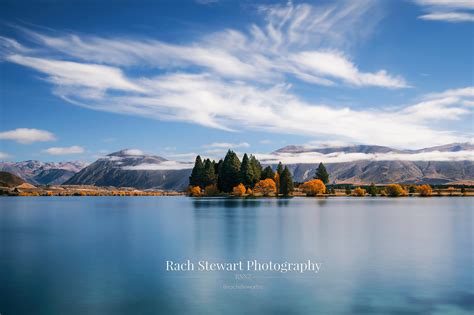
[188, 186, 202, 197]
[301, 179, 326, 196]
[254, 178, 276, 196]
[352, 187, 366, 197]
[416, 184, 432, 197]
[385, 184, 407, 197]
[232, 183, 246, 196]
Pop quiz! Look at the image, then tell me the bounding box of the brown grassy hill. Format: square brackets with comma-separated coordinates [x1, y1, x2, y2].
[0, 171, 25, 187]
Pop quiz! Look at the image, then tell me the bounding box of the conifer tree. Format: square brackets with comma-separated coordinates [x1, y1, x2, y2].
[240, 153, 255, 187]
[277, 162, 284, 175]
[314, 162, 329, 184]
[215, 159, 223, 176]
[203, 159, 217, 187]
[261, 166, 275, 180]
[249, 155, 262, 185]
[280, 166, 294, 196]
[189, 156, 205, 187]
[217, 150, 241, 192]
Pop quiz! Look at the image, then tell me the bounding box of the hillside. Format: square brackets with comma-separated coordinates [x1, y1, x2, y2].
[0, 171, 25, 187]
[64, 150, 192, 190]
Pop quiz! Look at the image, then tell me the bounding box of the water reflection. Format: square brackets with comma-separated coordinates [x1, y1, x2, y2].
[0, 197, 472, 315]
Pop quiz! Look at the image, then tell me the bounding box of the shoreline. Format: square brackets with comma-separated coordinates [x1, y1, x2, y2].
[2, 184, 473, 198]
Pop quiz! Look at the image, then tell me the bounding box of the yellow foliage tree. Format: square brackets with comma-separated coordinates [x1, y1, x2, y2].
[254, 178, 277, 196]
[447, 186, 455, 196]
[385, 184, 407, 197]
[232, 183, 246, 196]
[301, 179, 326, 196]
[352, 187, 366, 197]
[246, 187, 253, 195]
[189, 186, 202, 197]
[416, 184, 432, 197]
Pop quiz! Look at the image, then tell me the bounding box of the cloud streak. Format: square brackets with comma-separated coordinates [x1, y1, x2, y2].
[122, 161, 193, 171]
[43, 145, 84, 155]
[0, 128, 56, 144]
[414, 0, 474, 22]
[256, 150, 474, 164]
[204, 142, 250, 149]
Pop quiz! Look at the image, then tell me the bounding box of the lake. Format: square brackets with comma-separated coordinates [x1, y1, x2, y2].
[0, 197, 472, 315]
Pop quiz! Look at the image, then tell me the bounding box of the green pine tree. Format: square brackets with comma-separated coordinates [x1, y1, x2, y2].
[217, 150, 241, 193]
[215, 159, 223, 176]
[189, 156, 205, 187]
[314, 162, 329, 184]
[276, 162, 284, 175]
[280, 166, 294, 196]
[203, 159, 217, 187]
[249, 155, 262, 185]
[240, 153, 255, 187]
[261, 166, 275, 180]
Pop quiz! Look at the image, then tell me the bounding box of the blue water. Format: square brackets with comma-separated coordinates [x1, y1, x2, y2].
[0, 197, 472, 315]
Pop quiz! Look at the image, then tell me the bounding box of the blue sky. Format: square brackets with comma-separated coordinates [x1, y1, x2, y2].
[0, 0, 473, 162]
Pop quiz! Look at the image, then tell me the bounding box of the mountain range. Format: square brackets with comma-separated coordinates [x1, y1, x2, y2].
[0, 160, 88, 185]
[1, 143, 473, 190]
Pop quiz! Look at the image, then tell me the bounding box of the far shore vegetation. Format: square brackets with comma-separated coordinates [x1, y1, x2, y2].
[188, 150, 473, 198]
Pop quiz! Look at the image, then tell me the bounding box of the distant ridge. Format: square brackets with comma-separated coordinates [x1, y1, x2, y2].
[0, 160, 87, 185]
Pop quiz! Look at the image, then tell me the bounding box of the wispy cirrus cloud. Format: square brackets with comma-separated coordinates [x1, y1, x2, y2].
[0, 128, 56, 144]
[43, 145, 84, 155]
[414, 0, 474, 22]
[4, 1, 405, 89]
[0, 1, 471, 148]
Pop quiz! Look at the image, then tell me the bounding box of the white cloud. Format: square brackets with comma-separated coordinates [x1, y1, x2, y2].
[260, 139, 273, 144]
[122, 161, 193, 171]
[414, 0, 474, 22]
[256, 150, 474, 165]
[424, 86, 474, 99]
[419, 12, 474, 22]
[400, 86, 474, 121]
[203, 142, 250, 149]
[121, 149, 145, 156]
[304, 140, 353, 148]
[7, 55, 143, 92]
[289, 51, 408, 88]
[0, 151, 11, 159]
[415, 0, 474, 10]
[0, 128, 56, 144]
[43, 145, 84, 155]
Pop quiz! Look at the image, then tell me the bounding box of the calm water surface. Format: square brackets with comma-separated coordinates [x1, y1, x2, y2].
[0, 197, 472, 315]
